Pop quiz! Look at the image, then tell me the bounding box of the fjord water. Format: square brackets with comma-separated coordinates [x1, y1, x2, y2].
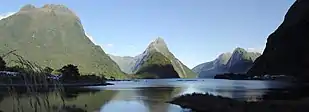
[0, 79, 290, 112]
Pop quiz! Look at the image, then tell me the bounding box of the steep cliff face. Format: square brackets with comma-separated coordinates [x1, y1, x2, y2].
[248, 0, 309, 80]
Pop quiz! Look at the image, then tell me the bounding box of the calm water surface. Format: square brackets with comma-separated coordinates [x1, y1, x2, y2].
[0, 79, 290, 112]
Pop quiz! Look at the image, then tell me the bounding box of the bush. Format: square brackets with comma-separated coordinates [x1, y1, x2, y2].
[58, 64, 80, 81]
[43, 67, 54, 74]
[0, 57, 6, 71]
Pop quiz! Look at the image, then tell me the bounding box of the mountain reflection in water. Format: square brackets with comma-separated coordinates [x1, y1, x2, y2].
[0, 79, 295, 112]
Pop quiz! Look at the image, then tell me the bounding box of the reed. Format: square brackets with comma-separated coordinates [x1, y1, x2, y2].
[1, 51, 67, 112]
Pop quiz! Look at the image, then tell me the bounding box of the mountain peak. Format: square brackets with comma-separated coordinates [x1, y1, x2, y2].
[41, 4, 73, 13]
[19, 4, 74, 14]
[20, 4, 36, 11]
[150, 37, 166, 45]
[233, 47, 247, 53]
[215, 52, 232, 65]
[42, 4, 67, 9]
[155, 37, 165, 41]
[1, 4, 126, 79]
[229, 47, 261, 63]
[148, 37, 168, 50]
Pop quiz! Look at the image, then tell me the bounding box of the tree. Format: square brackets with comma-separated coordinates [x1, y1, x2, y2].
[0, 57, 6, 71]
[59, 64, 80, 81]
[99, 73, 107, 80]
[43, 67, 54, 74]
[110, 76, 116, 81]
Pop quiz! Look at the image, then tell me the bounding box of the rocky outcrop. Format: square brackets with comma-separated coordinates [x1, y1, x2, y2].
[247, 0, 309, 80]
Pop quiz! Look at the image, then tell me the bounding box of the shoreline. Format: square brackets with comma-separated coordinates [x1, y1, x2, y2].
[0, 82, 113, 88]
[168, 93, 309, 112]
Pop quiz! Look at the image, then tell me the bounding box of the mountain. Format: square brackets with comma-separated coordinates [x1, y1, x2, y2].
[193, 48, 261, 78]
[135, 52, 180, 78]
[248, 0, 309, 81]
[0, 4, 126, 79]
[109, 37, 197, 78]
[133, 37, 197, 78]
[108, 54, 137, 74]
[192, 53, 232, 78]
[226, 48, 261, 73]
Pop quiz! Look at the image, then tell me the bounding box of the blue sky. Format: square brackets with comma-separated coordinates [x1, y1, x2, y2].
[0, 0, 295, 68]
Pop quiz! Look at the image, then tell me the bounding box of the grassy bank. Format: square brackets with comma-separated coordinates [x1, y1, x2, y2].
[0, 52, 112, 112]
[169, 93, 309, 112]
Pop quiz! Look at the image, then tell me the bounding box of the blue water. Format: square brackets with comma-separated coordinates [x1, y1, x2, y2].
[88, 79, 290, 112]
[0, 79, 290, 112]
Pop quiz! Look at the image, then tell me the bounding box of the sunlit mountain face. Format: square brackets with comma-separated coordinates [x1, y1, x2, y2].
[109, 37, 197, 79]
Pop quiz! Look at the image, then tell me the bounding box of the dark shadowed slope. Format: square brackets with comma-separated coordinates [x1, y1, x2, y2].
[248, 0, 309, 81]
[135, 52, 180, 78]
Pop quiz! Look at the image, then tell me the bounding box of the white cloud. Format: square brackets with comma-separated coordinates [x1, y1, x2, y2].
[0, 12, 16, 20]
[247, 46, 265, 53]
[99, 44, 114, 50]
[84, 31, 113, 50]
[99, 44, 113, 49]
[106, 44, 114, 47]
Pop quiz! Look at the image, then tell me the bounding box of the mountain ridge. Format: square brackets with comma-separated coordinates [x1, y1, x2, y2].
[108, 54, 137, 74]
[193, 48, 261, 78]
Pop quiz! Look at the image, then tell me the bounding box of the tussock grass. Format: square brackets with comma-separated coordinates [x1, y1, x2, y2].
[0, 51, 86, 112]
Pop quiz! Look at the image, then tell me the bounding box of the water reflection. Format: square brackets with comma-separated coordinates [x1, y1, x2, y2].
[100, 87, 184, 112]
[262, 85, 309, 100]
[0, 79, 299, 112]
[59, 88, 118, 111]
[136, 87, 182, 112]
[60, 87, 101, 100]
[178, 81, 266, 101]
[0, 87, 117, 112]
[101, 101, 147, 112]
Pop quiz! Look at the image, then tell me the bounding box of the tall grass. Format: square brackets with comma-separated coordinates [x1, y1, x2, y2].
[1, 51, 68, 112]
